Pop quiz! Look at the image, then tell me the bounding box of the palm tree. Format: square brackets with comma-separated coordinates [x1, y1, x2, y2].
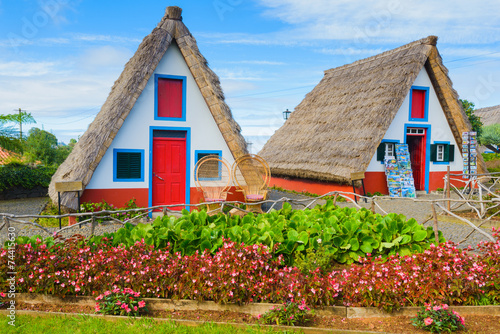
[0, 112, 36, 153]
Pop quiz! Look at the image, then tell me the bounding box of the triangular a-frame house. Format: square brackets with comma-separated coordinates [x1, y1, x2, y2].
[476, 105, 500, 126]
[49, 6, 247, 210]
[259, 36, 486, 196]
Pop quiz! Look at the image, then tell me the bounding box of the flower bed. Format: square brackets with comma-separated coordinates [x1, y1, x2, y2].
[1, 228, 499, 311]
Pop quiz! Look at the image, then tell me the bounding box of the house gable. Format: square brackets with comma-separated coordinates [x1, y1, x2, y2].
[367, 67, 463, 174]
[48, 7, 247, 210]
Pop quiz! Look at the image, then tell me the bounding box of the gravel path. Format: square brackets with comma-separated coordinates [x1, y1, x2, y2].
[0, 197, 129, 245]
[0, 192, 496, 249]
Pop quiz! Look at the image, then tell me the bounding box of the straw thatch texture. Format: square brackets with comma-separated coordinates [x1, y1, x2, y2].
[49, 6, 247, 210]
[259, 36, 486, 183]
[476, 105, 500, 126]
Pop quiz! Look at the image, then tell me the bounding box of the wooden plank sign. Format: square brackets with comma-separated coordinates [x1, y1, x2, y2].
[350, 171, 365, 181]
[55, 181, 83, 192]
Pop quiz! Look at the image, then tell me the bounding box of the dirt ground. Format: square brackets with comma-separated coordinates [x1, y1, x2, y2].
[15, 301, 500, 333]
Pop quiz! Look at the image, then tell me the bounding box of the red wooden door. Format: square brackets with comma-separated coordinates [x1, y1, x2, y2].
[152, 137, 186, 210]
[407, 131, 426, 190]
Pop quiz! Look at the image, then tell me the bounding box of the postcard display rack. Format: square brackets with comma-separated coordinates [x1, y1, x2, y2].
[384, 144, 416, 198]
[462, 131, 477, 179]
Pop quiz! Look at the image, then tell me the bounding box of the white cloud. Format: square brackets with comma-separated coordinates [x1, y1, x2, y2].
[0, 61, 58, 76]
[72, 33, 141, 44]
[317, 47, 384, 56]
[213, 68, 268, 81]
[225, 60, 286, 65]
[78, 45, 132, 71]
[255, 0, 500, 44]
[219, 79, 259, 95]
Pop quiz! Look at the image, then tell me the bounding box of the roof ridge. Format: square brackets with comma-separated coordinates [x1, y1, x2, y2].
[325, 36, 437, 74]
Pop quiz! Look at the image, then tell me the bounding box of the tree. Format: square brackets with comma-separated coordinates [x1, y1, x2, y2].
[480, 124, 500, 153]
[54, 138, 77, 165]
[460, 99, 483, 143]
[24, 128, 58, 165]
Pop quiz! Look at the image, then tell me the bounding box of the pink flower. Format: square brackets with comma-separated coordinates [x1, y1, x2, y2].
[95, 304, 100, 312]
[95, 294, 104, 301]
[424, 317, 434, 326]
[442, 304, 449, 310]
[138, 300, 146, 308]
[116, 301, 122, 305]
[433, 306, 441, 311]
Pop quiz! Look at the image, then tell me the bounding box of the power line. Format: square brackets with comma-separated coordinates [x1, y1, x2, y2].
[448, 58, 500, 70]
[229, 84, 315, 99]
[446, 51, 500, 63]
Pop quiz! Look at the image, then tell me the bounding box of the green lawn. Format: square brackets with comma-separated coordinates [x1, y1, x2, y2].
[1, 314, 296, 334]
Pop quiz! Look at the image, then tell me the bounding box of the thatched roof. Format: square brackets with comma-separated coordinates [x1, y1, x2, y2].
[476, 105, 500, 126]
[49, 6, 247, 210]
[259, 36, 486, 184]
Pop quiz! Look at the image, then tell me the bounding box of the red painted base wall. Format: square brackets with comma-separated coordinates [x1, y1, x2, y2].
[271, 171, 463, 197]
[190, 186, 246, 205]
[81, 189, 149, 208]
[81, 186, 247, 209]
[270, 177, 360, 199]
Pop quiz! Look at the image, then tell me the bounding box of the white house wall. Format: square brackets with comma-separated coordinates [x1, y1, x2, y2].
[86, 42, 235, 190]
[366, 67, 463, 172]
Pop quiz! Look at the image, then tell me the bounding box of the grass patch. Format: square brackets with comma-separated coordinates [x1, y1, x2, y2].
[0, 314, 291, 334]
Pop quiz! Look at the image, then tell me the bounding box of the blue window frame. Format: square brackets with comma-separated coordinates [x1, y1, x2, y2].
[408, 86, 430, 122]
[194, 150, 222, 181]
[430, 141, 455, 165]
[113, 149, 144, 182]
[154, 74, 187, 121]
[377, 139, 400, 163]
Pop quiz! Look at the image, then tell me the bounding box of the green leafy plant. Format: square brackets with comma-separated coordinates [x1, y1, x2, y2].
[95, 288, 148, 316]
[32, 200, 443, 266]
[294, 243, 336, 274]
[411, 304, 465, 333]
[258, 300, 314, 326]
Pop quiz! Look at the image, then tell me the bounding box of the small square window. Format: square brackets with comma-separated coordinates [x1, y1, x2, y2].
[114, 149, 144, 182]
[436, 145, 445, 162]
[155, 75, 186, 121]
[385, 143, 395, 157]
[195, 151, 222, 180]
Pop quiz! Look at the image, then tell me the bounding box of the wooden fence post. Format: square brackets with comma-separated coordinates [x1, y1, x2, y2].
[446, 166, 451, 213]
[90, 215, 96, 236]
[430, 202, 439, 243]
[370, 198, 376, 214]
[333, 193, 338, 207]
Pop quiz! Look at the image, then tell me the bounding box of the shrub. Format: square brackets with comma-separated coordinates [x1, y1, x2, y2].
[0, 165, 56, 191]
[95, 288, 148, 316]
[293, 243, 336, 275]
[411, 304, 465, 333]
[258, 300, 314, 326]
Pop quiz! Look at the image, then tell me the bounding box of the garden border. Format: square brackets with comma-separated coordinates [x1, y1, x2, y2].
[13, 293, 500, 318]
[0, 309, 386, 334]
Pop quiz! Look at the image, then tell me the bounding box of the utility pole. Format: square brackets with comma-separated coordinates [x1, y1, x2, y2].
[14, 107, 27, 140]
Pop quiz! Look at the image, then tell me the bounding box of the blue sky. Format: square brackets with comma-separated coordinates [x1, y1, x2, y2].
[1, 0, 500, 152]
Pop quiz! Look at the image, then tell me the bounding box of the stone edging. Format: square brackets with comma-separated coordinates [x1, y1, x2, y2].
[0, 309, 389, 334]
[14, 293, 500, 318]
